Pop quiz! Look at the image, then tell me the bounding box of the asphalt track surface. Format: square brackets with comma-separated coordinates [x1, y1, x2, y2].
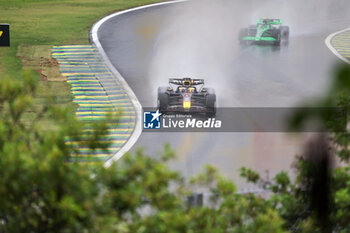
[97, 1, 350, 188]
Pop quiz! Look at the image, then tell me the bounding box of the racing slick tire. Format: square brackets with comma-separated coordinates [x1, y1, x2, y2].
[273, 31, 281, 46]
[239, 28, 250, 45]
[205, 88, 216, 117]
[157, 87, 169, 113]
[280, 26, 289, 45]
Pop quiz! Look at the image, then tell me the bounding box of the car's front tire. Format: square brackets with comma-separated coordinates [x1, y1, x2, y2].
[280, 26, 289, 45]
[205, 88, 216, 117]
[158, 87, 169, 113]
[273, 32, 281, 46]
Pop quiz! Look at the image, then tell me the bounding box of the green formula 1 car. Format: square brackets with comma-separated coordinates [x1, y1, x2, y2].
[239, 18, 289, 46]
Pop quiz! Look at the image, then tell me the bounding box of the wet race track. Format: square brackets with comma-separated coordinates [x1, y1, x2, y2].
[97, 0, 350, 188]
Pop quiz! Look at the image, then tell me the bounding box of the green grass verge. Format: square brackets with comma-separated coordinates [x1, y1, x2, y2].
[0, 0, 165, 119]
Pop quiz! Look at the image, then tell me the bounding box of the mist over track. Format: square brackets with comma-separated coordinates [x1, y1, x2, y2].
[97, 0, 350, 188]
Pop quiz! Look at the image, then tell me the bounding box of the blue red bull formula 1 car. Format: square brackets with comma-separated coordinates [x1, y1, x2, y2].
[157, 78, 216, 116]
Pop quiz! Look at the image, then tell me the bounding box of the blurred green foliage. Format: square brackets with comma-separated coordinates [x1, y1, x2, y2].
[2, 65, 350, 232]
[241, 65, 350, 233]
[0, 72, 287, 232]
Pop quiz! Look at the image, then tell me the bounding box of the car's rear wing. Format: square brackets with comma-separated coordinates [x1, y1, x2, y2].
[169, 78, 205, 86]
[257, 18, 282, 25]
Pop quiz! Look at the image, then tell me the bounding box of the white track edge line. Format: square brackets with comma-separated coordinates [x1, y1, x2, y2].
[325, 27, 350, 65]
[91, 0, 187, 167]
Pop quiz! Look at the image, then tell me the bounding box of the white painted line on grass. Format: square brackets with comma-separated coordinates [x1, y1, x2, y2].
[325, 27, 350, 65]
[91, 0, 188, 167]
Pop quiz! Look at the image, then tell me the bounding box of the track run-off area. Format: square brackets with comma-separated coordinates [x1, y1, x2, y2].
[56, 0, 350, 189]
[326, 28, 350, 65]
[52, 45, 136, 162]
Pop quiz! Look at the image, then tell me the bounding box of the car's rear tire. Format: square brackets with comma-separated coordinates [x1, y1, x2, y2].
[158, 87, 169, 113]
[239, 28, 249, 45]
[280, 26, 289, 39]
[280, 26, 289, 45]
[206, 88, 216, 117]
[273, 32, 281, 46]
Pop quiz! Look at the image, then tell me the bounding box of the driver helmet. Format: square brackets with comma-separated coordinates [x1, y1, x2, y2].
[182, 78, 192, 86]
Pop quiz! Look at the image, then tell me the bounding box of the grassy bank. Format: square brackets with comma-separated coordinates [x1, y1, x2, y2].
[0, 0, 164, 111]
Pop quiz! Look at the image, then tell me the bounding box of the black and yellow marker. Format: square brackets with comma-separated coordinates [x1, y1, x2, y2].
[0, 24, 10, 47]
